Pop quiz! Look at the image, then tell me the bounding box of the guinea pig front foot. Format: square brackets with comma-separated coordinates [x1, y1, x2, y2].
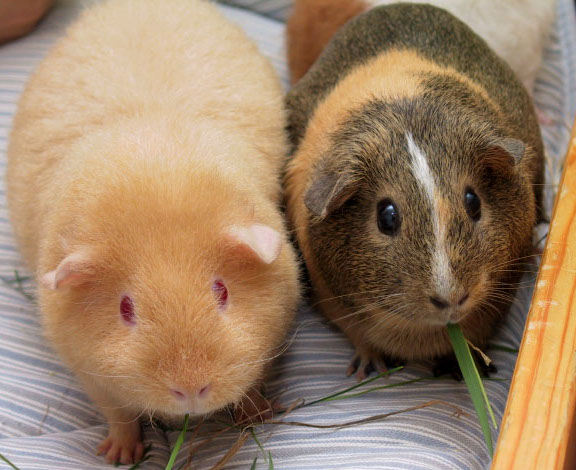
[433, 353, 497, 381]
[97, 420, 144, 465]
[346, 348, 405, 382]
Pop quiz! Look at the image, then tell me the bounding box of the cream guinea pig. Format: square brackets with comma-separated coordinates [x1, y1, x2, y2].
[284, 4, 544, 380]
[6, 0, 300, 464]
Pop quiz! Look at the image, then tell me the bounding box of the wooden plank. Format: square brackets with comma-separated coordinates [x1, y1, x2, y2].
[492, 123, 576, 469]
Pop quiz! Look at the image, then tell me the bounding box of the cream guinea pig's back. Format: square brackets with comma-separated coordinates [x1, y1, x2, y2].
[7, 0, 286, 266]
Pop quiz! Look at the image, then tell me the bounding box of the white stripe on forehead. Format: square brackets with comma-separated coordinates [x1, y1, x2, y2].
[406, 132, 453, 299]
[406, 133, 435, 204]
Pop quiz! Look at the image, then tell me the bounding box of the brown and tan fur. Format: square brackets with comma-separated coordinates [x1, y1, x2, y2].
[287, 0, 555, 90]
[285, 4, 544, 378]
[7, 0, 300, 464]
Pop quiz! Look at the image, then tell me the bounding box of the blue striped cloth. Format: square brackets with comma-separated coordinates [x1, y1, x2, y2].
[0, 1, 574, 469]
[220, 0, 292, 21]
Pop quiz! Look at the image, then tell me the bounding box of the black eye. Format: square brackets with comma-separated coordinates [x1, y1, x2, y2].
[465, 188, 481, 221]
[377, 199, 400, 235]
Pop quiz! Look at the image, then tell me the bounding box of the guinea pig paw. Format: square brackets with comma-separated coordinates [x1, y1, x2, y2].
[433, 356, 463, 381]
[473, 350, 498, 378]
[346, 351, 388, 382]
[97, 421, 144, 465]
[433, 352, 497, 381]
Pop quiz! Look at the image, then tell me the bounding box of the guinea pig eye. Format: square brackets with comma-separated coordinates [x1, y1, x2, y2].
[212, 279, 228, 310]
[377, 199, 400, 236]
[120, 295, 136, 326]
[464, 188, 481, 221]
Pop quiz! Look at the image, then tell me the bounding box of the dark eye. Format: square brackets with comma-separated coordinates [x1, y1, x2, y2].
[120, 295, 136, 326]
[212, 279, 228, 310]
[377, 199, 400, 236]
[464, 188, 481, 221]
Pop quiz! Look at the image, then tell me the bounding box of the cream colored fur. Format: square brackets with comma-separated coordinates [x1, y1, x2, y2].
[7, 0, 299, 464]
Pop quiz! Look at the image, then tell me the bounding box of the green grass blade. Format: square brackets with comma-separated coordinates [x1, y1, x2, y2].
[0, 454, 20, 470]
[303, 366, 403, 407]
[328, 376, 439, 401]
[268, 451, 274, 470]
[250, 428, 267, 460]
[250, 456, 258, 470]
[447, 323, 495, 456]
[165, 414, 189, 470]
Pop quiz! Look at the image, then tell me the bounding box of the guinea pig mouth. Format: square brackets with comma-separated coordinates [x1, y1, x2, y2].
[448, 309, 470, 324]
[426, 307, 471, 327]
[164, 400, 216, 417]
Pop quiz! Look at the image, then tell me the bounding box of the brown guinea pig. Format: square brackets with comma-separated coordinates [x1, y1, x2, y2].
[284, 4, 544, 380]
[6, 0, 300, 464]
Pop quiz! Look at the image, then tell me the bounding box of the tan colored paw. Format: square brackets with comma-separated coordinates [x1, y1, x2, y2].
[97, 420, 144, 465]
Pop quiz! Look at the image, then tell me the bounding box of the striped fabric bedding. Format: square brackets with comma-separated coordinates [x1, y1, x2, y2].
[220, 0, 292, 21]
[0, 1, 574, 469]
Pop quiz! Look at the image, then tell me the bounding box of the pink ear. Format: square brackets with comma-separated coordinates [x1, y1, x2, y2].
[227, 224, 283, 264]
[40, 252, 95, 290]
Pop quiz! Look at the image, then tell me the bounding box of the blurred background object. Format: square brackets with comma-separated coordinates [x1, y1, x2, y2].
[0, 0, 55, 44]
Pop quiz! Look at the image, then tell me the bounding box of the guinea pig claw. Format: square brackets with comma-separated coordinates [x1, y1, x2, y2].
[97, 421, 144, 465]
[346, 352, 388, 382]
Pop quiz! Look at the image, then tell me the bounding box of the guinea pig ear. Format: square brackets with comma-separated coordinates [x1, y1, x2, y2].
[484, 137, 526, 170]
[304, 169, 357, 219]
[40, 252, 96, 290]
[226, 224, 282, 264]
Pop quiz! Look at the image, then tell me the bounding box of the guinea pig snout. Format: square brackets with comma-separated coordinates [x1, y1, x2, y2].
[170, 384, 211, 401]
[427, 290, 472, 325]
[168, 383, 212, 410]
[429, 293, 469, 310]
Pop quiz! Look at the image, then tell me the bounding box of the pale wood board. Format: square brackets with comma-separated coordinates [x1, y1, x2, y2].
[492, 123, 576, 469]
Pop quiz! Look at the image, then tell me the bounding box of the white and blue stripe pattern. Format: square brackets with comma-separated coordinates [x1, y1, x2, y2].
[0, 1, 575, 469]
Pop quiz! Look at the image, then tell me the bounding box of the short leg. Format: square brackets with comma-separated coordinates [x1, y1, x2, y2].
[82, 379, 145, 465]
[97, 420, 144, 465]
[433, 355, 463, 381]
[346, 346, 406, 381]
[313, 287, 405, 381]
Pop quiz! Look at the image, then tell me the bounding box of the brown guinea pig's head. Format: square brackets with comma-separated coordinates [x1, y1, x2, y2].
[292, 92, 538, 347]
[40, 149, 299, 420]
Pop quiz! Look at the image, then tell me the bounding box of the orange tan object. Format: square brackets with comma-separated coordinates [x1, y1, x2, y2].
[286, 0, 367, 84]
[0, 0, 54, 44]
[492, 122, 576, 469]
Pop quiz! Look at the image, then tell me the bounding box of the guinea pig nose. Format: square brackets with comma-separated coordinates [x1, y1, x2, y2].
[170, 389, 187, 400]
[198, 384, 211, 399]
[429, 296, 449, 309]
[458, 293, 470, 306]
